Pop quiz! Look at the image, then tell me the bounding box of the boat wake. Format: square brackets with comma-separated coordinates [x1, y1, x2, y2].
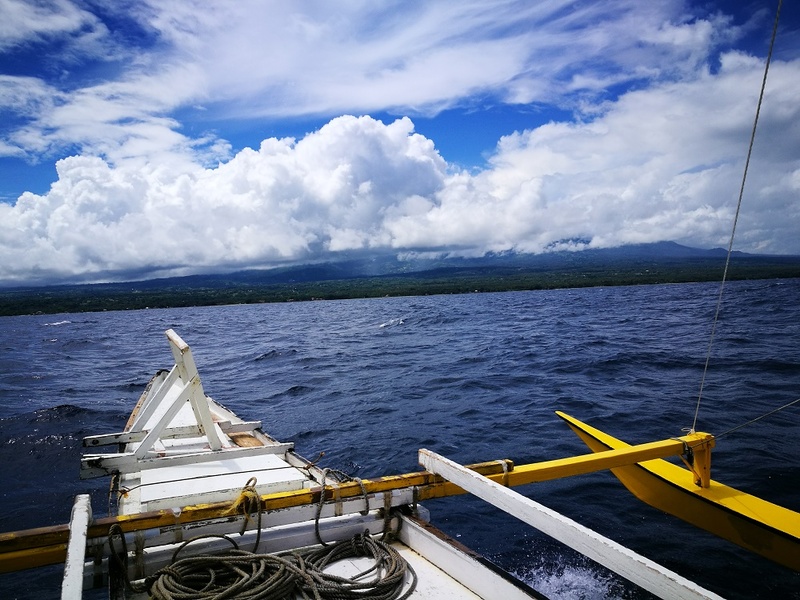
[516, 561, 634, 600]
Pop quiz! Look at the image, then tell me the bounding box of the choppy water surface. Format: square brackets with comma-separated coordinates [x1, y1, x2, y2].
[1, 280, 799, 599]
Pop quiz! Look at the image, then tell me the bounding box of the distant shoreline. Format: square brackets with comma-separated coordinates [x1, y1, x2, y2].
[2, 255, 799, 317]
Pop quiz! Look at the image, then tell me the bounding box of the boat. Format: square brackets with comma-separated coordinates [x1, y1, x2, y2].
[0, 328, 731, 599]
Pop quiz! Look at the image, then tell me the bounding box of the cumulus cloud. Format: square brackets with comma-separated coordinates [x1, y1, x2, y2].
[1, 1, 798, 285]
[1, 51, 798, 285]
[0, 116, 447, 283]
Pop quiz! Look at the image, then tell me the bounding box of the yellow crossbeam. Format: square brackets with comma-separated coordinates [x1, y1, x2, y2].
[508, 434, 711, 484]
[0, 436, 709, 573]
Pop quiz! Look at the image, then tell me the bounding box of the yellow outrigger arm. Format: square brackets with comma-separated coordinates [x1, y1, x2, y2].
[557, 411, 800, 572]
[2, 415, 797, 574]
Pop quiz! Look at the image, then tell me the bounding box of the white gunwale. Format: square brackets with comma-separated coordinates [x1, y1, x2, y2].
[419, 448, 725, 600]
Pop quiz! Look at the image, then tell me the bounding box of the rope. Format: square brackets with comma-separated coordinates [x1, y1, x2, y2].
[108, 472, 120, 517]
[715, 396, 800, 440]
[138, 531, 416, 600]
[107, 523, 130, 581]
[315, 468, 370, 546]
[111, 469, 409, 598]
[691, 0, 783, 432]
[226, 477, 263, 552]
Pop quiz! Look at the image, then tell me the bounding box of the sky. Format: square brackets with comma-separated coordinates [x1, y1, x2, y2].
[1, 1, 798, 286]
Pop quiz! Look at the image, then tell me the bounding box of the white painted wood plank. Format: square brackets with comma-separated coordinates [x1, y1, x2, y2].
[419, 449, 725, 600]
[390, 545, 485, 599]
[165, 329, 223, 451]
[140, 453, 290, 485]
[140, 467, 307, 506]
[133, 380, 196, 459]
[89, 491, 418, 560]
[61, 494, 91, 600]
[110, 450, 294, 511]
[399, 516, 535, 599]
[81, 443, 295, 478]
[221, 421, 262, 434]
[129, 367, 179, 432]
[188, 386, 223, 451]
[140, 454, 307, 503]
[83, 421, 263, 447]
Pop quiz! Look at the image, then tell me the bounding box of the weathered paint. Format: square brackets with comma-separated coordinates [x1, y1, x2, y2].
[0, 459, 509, 571]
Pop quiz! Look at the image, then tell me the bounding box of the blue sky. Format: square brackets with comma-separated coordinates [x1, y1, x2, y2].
[1, 0, 798, 286]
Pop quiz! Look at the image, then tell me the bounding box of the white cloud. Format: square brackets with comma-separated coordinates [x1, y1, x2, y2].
[0, 116, 449, 283]
[472, 54, 800, 253]
[1, 1, 751, 165]
[177, 1, 733, 117]
[0, 1, 798, 285]
[0, 0, 98, 51]
[1, 49, 798, 286]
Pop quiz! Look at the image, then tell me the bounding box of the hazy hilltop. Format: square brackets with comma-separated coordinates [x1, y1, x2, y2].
[1, 242, 799, 316]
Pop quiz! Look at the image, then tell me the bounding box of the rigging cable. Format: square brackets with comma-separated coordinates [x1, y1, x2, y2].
[691, 0, 783, 433]
[715, 396, 800, 440]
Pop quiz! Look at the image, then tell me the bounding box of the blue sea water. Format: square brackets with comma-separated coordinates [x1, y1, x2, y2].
[1, 280, 799, 599]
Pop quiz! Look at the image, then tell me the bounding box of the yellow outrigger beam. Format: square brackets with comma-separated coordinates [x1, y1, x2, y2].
[0, 429, 720, 574]
[558, 411, 800, 572]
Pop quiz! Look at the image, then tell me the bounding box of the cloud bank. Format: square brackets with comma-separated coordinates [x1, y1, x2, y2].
[3, 49, 799, 286]
[0, 1, 798, 285]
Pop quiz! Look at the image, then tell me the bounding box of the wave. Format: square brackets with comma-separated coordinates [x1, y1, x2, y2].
[379, 317, 405, 328]
[29, 403, 92, 422]
[254, 348, 298, 361]
[1, 280, 799, 598]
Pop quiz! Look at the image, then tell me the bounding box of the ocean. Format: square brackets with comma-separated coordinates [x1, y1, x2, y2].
[1, 279, 799, 599]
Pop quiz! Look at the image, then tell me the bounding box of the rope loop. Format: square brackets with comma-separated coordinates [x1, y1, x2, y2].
[226, 476, 264, 552]
[315, 468, 373, 546]
[139, 531, 417, 600]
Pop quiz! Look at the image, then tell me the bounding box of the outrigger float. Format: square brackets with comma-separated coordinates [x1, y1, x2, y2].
[0, 330, 797, 598]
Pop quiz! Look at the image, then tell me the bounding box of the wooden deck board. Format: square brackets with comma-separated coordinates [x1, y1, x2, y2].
[140, 453, 309, 507]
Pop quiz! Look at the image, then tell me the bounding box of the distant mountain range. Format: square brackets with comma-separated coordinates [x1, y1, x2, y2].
[2, 242, 799, 316]
[122, 241, 738, 287]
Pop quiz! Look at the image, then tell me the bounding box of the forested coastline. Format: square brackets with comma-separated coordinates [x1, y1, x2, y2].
[2, 255, 799, 317]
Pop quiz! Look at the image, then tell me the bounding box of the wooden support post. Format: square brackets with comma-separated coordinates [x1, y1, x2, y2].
[684, 433, 715, 488]
[165, 329, 223, 451]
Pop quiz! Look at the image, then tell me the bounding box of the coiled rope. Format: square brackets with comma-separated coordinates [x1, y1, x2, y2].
[131, 532, 417, 600]
[108, 475, 415, 600]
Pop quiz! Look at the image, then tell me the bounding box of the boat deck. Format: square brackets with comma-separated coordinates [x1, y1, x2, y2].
[117, 517, 545, 600]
